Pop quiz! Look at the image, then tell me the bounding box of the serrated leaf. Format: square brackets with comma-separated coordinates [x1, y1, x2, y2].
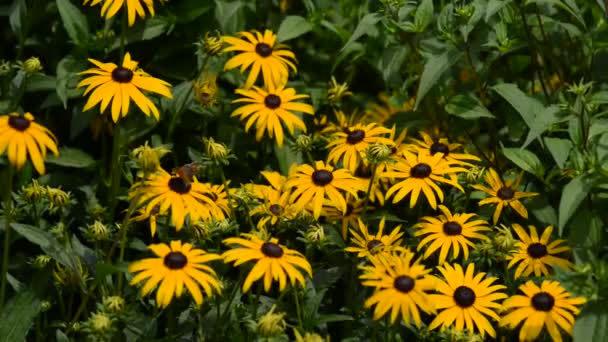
[56, 0, 89, 45]
[492, 83, 543, 127]
[277, 15, 312, 42]
[0, 289, 41, 341]
[445, 93, 495, 119]
[341, 13, 382, 52]
[558, 175, 594, 235]
[502, 147, 544, 177]
[415, 48, 463, 110]
[544, 137, 572, 168]
[46, 147, 95, 168]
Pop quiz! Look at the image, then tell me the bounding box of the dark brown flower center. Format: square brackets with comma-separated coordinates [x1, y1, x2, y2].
[527, 243, 548, 258]
[393, 275, 415, 293]
[390, 146, 398, 154]
[255, 43, 273, 57]
[410, 163, 431, 178]
[264, 94, 281, 109]
[111, 67, 134, 83]
[443, 221, 462, 236]
[454, 286, 476, 307]
[312, 170, 333, 186]
[168, 177, 191, 194]
[497, 187, 515, 200]
[8, 116, 31, 131]
[531, 292, 555, 311]
[367, 239, 383, 251]
[269, 204, 282, 216]
[163, 252, 188, 269]
[430, 143, 450, 156]
[261, 242, 284, 258]
[346, 129, 365, 144]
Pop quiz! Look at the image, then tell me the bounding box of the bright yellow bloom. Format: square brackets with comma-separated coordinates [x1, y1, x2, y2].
[83, 0, 161, 26]
[344, 218, 404, 258]
[323, 195, 365, 239]
[507, 224, 574, 278]
[78, 52, 173, 122]
[327, 123, 393, 172]
[500, 280, 586, 342]
[128, 241, 221, 308]
[0, 112, 59, 174]
[222, 234, 312, 293]
[472, 169, 538, 224]
[408, 131, 480, 166]
[247, 171, 300, 229]
[363, 93, 415, 124]
[232, 82, 314, 147]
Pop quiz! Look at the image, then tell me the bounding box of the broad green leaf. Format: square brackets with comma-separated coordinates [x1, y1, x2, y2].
[544, 137, 572, 168]
[485, 0, 511, 21]
[162, 81, 193, 118]
[415, 48, 463, 110]
[274, 142, 302, 175]
[341, 13, 382, 52]
[568, 210, 603, 263]
[445, 93, 495, 119]
[522, 105, 561, 148]
[590, 90, 608, 104]
[56, 0, 89, 45]
[589, 118, 608, 139]
[47, 147, 96, 168]
[529, 196, 558, 226]
[9, 0, 26, 38]
[502, 147, 544, 177]
[526, 0, 586, 29]
[492, 83, 543, 126]
[378, 47, 408, 86]
[277, 15, 312, 42]
[109, 18, 169, 50]
[0, 289, 41, 341]
[174, 0, 213, 23]
[460, 0, 486, 42]
[56, 55, 82, 109]
[573, 301, 608, 342]
[414, 0, 433, 32]
[558, 175, 594, 235]
[215, 0, 244, 34]
[56, 330, 70, 342]
[317, 314, 355, 324]
[25, 75, 57, 92]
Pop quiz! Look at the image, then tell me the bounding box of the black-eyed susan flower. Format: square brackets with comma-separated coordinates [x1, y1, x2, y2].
[344, 218, 404, 258]
[222, 234, 312, 293]
[128, 241, 222, 308]
[200, 183, 232, 219]
[223, 30, 296, 88]
[0, 112, 59, 174]
[507, 224, 574, 279]
[408, 131, 480, 166]
[285, 161, 365, 219]
[78, 52, 173, 122]
[363, 93, 415, 124]
[83, 0, 158, 26]
[327, 123, 393, 172]
[500, 280, 586, 342]
[359, 251, 435, 326]
[231, 82, 314, 147]
[472, 168, 538, 224]
[429, 263, 507, 338]
[323, 195, 365, 239]
[381, 151, 466, 209]
[414, 205, 490, 265]
[129, 167, 224, 234]
[247, 171, 299, 229]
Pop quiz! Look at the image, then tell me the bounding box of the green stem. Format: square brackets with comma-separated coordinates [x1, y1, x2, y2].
[293, 287, 303, 330]
[107, 124, 122, 220]
[119, 10, 127, 61]
[518, 5, 550, 101]
[361, 166, 378, 218]
[384, 315, 390, 342]
[252, 284, 261, 319]
[0, 166, 14, 309]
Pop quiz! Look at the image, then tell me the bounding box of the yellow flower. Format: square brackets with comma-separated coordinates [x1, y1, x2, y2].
[247, 171, 299, 229]
[327, 123, 393, 172]
[78, 52, 173, 122]
[222, 234, 312, 293]
[193, 73, 219, 108]
[344, 218, 404, 258]
[363, 93, 415, 123]
[429, 263, 507, 338]
[285, 161, 365, 219]
[381, 151, 466, 209]
[223, 29, 296, 88]
[128, 241, 221, 308]
[500, 280, 586, 342]
[0, 112, 58, 174]
[323, 195, 365, 239]
[507, 224, 574, 278]
[257, 305, 287, 337]
[359, 251, 435, 326]
[83, 0, 160, 26]
[199, 182, 232, 219]
[472, 169, 538, 224]
[408, 131, 480, 166]
[231, 82, 314, 147]
[131, 141, 171, 177]
[413, 205, 490, 265]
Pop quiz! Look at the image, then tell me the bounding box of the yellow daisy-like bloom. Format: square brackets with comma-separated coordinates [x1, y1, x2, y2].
[500, 280, 586, 342]
[472, 169, 539, 224]
[408, 131, 480, 166]
[507, 224, 574, 279]
[222, 234, 312, 293]
[359, 251, 435, 326]
[327, 123, 393, 172]
[363, 93, 415, 124]
[247, 171, 299, 229]
[285, 161, 365, 219]
[0, 112, 58, 174]
[200, 183, 232, 219]
[78, 52, 173, 122]
[323, 196, 365, 239]
[381, 151, 466, 209]
[83, 0, 159, 26]
[344, 218, 404, 258]
[414, 205, 490, 265]
[128, 240, 221, 308]
[129, 168, 224, 233]
[223, 29, 296, 89]
[429, 263, 507, 338]
[231, 82, 314, 147]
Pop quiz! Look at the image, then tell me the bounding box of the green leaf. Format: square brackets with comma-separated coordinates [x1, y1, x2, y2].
[0, 289, 41, 341]
[341, 13, 382, 52]
[568, 210, 603, 263]
[277, 15, 312, 42]
[274, 143, 302, 176]
[492, 83, 543, 127]
[316, 314, 354, 324]
[573, 301, 608, 342]
[378, 47, 408, 86]
[9, 0, 26, 38]
[46, 147, 96, 168]
[502, 147, 544, 177]
[414, 0, 433, 32]
[526, 0, 586, 29]
[56, 0, 89, 45]
[544, 137, 572, 168]
[214, 0, 244, 34]
[56, 55, 82, 109]
[558, 175, 594, 235]
[522, 105, 561, 148]
[414, 48, 463, 110]
[445, 93, 495, 119]
[161, 81, 193, 118]
[485, 0, 510, 21]
[590, 90, 608, 104]
[109, 18, 170, 50]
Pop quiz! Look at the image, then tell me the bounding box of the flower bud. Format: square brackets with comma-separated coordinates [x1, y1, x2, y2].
[201, 32, 223, 56]
[22, 57, 43, 76]
[257, 305, 286, 337]
[103, 295, 125, 313]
